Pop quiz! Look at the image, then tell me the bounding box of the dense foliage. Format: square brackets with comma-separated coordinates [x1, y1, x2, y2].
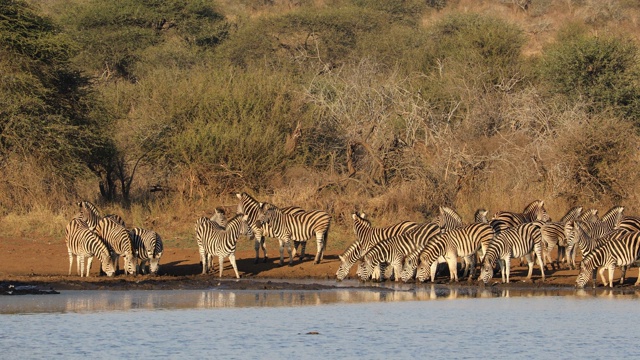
[2, 0, 640, 241]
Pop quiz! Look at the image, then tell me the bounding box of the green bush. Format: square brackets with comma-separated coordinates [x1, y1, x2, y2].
[540, 30, 640, 122]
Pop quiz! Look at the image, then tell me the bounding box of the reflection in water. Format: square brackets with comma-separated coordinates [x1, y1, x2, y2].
[2, 282, 640, 314]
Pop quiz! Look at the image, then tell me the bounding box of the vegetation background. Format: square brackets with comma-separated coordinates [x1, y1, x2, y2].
[1, 0, 640, 252]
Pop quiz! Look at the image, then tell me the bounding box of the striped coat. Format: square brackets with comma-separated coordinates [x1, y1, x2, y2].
[196, 214, 249, 278]
[357, 222, 441, 282]
[65, 218, 115, 277]
[130, 227, 163, 275]
[258, 202, 331, 266]
[336, 212, 419, 281]
[96, 216, 136, 275]
[480, 222, 546, 284]
[576, 231, 640, 288]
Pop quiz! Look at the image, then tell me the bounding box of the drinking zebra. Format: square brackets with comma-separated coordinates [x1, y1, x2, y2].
[576, 231, 640, 288]
[336, 212, 419, 281]
[196, 213, 249, 278]
[479, 222, 546, 284]
[257, 202, 331, 266]
[129, 227, 163, 275]
[357, 222, 441, 282]
[565, 206, 625, 263]
[411, 222, 495, 283]
[96, 216, 136, 275]
[65, 217, 115, 277]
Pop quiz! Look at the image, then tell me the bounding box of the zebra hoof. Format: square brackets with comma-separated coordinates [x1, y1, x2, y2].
[263, 257, 268, 263]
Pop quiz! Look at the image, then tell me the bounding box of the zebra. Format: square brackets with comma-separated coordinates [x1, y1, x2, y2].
[539, 206, 583, 270]
[576, 231, 640, 288]
[411, 222, 495, 283]
[336, 212, 419, 281]
[257, 202, 331, 266]
[65, 217, 115, 277]
[436, 206, 464, 232]
[194, 207, 229, 272]
[565, 206, 625, 265]
[129, 227, 163, 275]
[96, 216, 136, 275]
[357, 222, 441, 282]
[105, 213, 125, 227]
[474, 209, 489, 224]
[479, 222, 546, 284]
[196, 213, 249, 278]
[76, 201, 102, 231]
[235, 192, 305, 264]
[619, 215, 640, 233]
[490, 200, 550, 235]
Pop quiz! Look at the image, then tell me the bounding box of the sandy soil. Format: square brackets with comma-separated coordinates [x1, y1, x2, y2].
[0, 236, 636, 293]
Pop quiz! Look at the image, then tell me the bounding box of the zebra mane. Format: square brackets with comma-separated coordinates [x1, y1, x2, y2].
[600, 205, 624, 225]
[352, 212, 372, 227]
[438, 206, 464, 229]
[522, 200, 545, 220]
[78, 201, 101, 216]
[559, 206, 583, 223]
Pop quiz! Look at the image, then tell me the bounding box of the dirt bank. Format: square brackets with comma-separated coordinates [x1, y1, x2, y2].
[1, 236, 636, 293]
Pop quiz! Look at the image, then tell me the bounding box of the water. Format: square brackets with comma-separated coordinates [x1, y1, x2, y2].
[1, 283, 640, 359]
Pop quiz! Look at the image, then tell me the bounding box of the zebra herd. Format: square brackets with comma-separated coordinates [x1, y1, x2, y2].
[64, 195, 640, 289]
[65, 201, 163, 277]
[195, 192, 331, 277]
[339, 200, 640, 288]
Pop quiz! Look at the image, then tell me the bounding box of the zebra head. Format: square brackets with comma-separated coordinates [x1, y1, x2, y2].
[335, 255, 351, 281]
[415, 261, 432, 283]
[400, 256, 419, 282]
[357, 259, 375, 282]
[123, 254, 137, 276]
[101, 257, 116, 277]
[479, 263, 494, 285]
[575, 270, 590, 289]
[474, 209, 488, 224]
[149, 257, 161, 274]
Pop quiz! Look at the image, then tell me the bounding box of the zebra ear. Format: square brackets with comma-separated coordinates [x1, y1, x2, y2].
[339, 255, 345, 262]
[360, 212, 366, 219]
[236, 193, 242, 199]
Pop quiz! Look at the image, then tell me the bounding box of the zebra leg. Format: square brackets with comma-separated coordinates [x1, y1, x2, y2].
[219, 256, 225, 278]
[68, 251, 74, 276]
[229, 253, 240, 279]
[278, 238, 285, 266]
[314, 232, 324, 264]
[598, 267, 607, 287]
[284, 236, 294, 266]
[201, 252, 208, 275]
[446, 256, 458, 283]
[76, 255, 82, 276]
[607, 265, 616, 288]
[620, 265, 627, 285]
[635, 267, 640, 286]
[79, 256, 86, 277]
[86, 256, 94, 277]
[429, 261, 438, 283]
[299, 240, 308, 261]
